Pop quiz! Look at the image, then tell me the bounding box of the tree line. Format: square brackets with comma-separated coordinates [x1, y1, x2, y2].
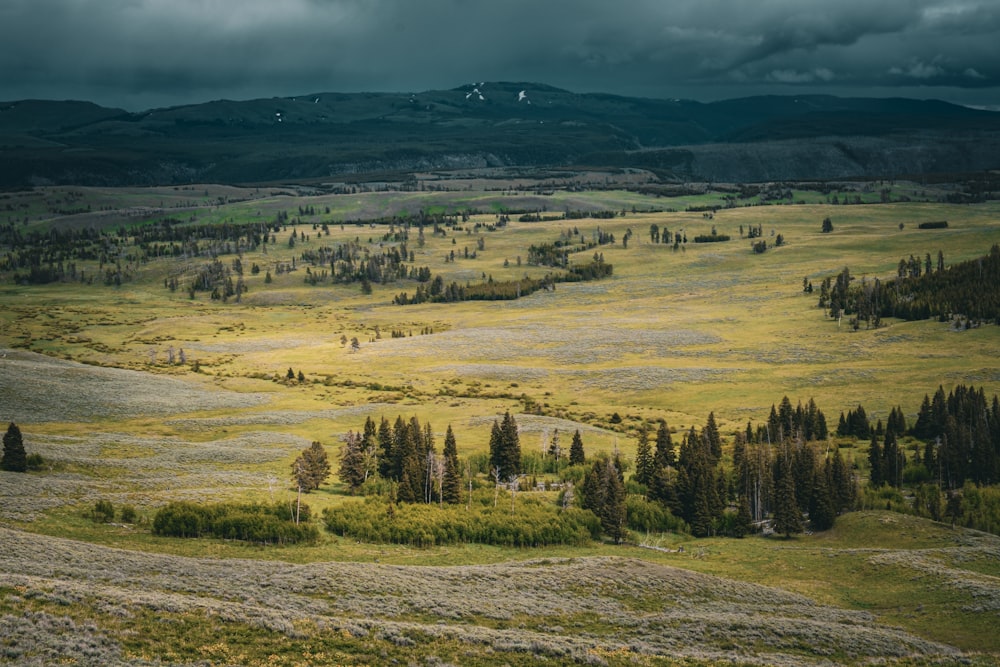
[817, 245, 1000, 327]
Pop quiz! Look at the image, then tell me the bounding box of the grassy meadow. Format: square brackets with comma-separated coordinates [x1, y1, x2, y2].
[2, 180, 1000, 664]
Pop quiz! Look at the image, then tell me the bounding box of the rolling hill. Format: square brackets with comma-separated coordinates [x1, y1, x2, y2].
[3, 82, 1000, 186]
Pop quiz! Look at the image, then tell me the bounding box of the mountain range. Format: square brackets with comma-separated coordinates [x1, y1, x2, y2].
[2, 81, 999, 186]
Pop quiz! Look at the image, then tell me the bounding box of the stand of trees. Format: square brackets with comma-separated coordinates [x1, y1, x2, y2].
[637, 399, 851, 538]
[392, 259, 612, 306]
[817, 245, 1000, 327]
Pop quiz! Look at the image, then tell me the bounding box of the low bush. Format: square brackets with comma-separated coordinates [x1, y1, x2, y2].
[625, 496, 687, 534]
[92, 499, 115, 523]
[322, 492, 600, 547]
[152, 501, 317, 545]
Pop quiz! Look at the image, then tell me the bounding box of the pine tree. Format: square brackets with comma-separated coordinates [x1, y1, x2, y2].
[809, 462, 836, 531]
[569, 429, 586, 465]
[772, 450, 803, 537]
[500, 411, 521, 479]
[654, 420, 674, 467]
[441, 425, 462, 504]
[868, 433, 883, 487]
[338, 431, 367, 492]
[292, 441, 331, 492]
[582, 458, 627, 544]
[602, 459, 627, 544]
[831, 447, 855, 513]
[376, 417, 393, 479]
[734, 494, 752, 537]
[634, 425, 655, 486]
[2, 422, 27, 473]
[704, 412, 722, 462]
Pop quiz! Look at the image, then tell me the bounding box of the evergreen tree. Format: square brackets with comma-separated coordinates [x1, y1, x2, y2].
[654, 419, 674, 468]
[734, 494, 753, 538]
[634, 425, 655, 486]
[581, 461, 606, 515]
[338, 431, 367, 492]
[602, 459, 628, 544]
[292, 441, 331, 492]
[772, 450, 803, 537]
[704, 412, 722, 462]
[377, 417, 393, 479]
[569, 429, 586, 465]
[489, 412, 521, 481]
[648, 464, 681, 517]
[2, 422, 27, 473]
[809, 462, 837, 531]
[830, 447, 856, 513]
[676, 426, 721, 537]
[441, 425, 462, 504]
[868, 433, 883, 487]
[882, 431, 904, 488]
[792, 440, 816, 513]
[581, 458, 627, 543]
[500, 411, 521, 479]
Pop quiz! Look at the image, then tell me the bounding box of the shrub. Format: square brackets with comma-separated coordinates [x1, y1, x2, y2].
[25, 453, 45, 470]
[152, 501, 317, 545]
[625, 496, 687, 534]
[322, 493, 600, 547]
[119, 504, 138, 523]
[92, 499, 115, 523]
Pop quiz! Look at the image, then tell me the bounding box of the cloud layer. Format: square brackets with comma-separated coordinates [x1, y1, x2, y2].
[2, 0, 998, 110]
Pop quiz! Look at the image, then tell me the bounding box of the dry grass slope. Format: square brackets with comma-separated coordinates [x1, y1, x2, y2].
[0, 527, 964, 666]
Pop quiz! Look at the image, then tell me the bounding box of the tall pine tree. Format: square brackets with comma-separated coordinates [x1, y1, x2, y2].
[569, 429, 586, 465]
[634, 425, 655, 486]
[441, 425, 462, 504]
[2, 422, 26, 473]
[772, 448, 803, 537]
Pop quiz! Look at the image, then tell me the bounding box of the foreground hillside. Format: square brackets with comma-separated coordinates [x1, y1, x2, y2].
[2, 513, 998, 666]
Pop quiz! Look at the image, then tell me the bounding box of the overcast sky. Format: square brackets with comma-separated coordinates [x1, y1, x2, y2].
[2, 0, 999, 111]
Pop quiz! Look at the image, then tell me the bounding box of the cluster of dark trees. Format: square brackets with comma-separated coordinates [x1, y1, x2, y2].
[392, 259, 612, 306]
[693, 227, 731, 243]
[817, 245, 1000, 326]
[624, 400, 851, 538]
[908, 384, 1000, 488]
[2, 217, 284, 285]
[525, 227, 612, 267]
[337, 415, 462, 505]
[581, 457, 628, 543]
[300, 239, 416, 287]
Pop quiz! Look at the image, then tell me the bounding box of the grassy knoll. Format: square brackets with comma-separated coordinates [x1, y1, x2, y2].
[3, 183, 1000, 663]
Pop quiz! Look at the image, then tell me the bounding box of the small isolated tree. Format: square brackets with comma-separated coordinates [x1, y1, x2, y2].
[293, 441, 331, 493]
[2, 422, 27, 472]
[821, 217, 834, 233]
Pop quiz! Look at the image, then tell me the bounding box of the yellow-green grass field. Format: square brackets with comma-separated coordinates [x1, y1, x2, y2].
[2, 183, 1000, 664]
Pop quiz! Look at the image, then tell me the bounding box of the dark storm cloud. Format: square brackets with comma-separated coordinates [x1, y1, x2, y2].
[1, 0, 998, 110]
